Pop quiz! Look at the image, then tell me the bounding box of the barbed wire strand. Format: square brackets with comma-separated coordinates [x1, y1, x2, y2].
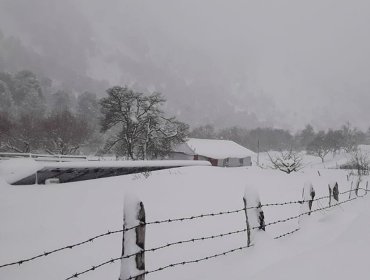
[65, 189, 368, 279]
[0, 207, 245, 269]
[68, 245, 251, 280]
[0, 229, 123, 269]
[1, 187, 367, 270]
[274, 228, 301, 239]
[259, 192, 366, 230]
[273, 188, 368, 239]
[65, 228, 247, 279]
[122, 245, 250, 280]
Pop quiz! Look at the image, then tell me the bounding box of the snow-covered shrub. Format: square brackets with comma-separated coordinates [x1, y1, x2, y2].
[267, 149, 303, 174]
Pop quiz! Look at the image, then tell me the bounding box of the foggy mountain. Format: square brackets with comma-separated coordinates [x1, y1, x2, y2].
[1, 0, 370, 130]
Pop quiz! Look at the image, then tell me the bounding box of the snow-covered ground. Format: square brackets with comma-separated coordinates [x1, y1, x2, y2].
[0, 156, 369, 280]
[254, 150, 353, 170]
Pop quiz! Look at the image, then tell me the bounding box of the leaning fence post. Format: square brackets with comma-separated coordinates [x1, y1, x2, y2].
[243, 188, 265, 247]
[301, 182, 315, 216]
[332, 182, 339, 203]
[119, 194, 146, 280]
[355, 177, 361, 197]
[328, 182, 339, 207]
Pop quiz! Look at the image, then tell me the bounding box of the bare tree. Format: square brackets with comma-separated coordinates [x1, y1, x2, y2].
[42, 111, 91, 155]
[349, 148, 369, 176]
[267, 149, 303, 174]
[306, 131, 331, 162]
[100, 86, 188, 159]
[1, 114, 44, 153]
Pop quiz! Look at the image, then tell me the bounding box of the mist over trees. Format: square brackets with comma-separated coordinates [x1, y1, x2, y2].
[0, 70, 189, 158]
[0, 70, 99, 154]
[2, 1, 370, 131]
[0, 69, 370, 160]
[189, 123, 370, 157]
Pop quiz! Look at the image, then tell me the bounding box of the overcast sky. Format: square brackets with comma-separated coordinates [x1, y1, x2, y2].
[1, 0, 370, 131]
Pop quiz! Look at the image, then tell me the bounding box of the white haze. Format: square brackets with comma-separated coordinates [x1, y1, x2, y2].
[1, 0, 370, 130]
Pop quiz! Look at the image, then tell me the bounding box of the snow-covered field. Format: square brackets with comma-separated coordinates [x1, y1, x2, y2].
[0, 157, 369, 280]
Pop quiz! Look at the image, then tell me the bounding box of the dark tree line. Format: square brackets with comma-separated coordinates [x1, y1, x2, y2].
[0, 70, 101, 154]
[1, 69, 369, 160]
[189, 123, 370, 161]
[0, 70, 188, 158]
[305, 123, 367, 162]
[189, 125, 294, 152]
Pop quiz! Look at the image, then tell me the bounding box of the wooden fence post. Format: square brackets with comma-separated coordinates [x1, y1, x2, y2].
[328, 182, 339, 207]
[349, 181, 353, 199]
[355, 177, 361, 196]
[243, 189, 265, 247]
[119, 195, 146, 280]
[301, 182, 315, 216]
[332, 182, 339, 203]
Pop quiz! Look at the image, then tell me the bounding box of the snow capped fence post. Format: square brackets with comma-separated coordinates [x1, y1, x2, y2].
[119, 195, 146, 280]
[328, 182, 339, 207]
[332, 182, 339, 203]
[243, 187, 265, 247]
[301, 182, 315, 216]
[349, 181, 353, 199]
[354, 177, 361, 196]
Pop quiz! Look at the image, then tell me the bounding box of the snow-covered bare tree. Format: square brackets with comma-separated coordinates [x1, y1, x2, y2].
[0, 112, 12, 151]
[42, 111, 91, 155]
[190, 124, 217, 139]
[100, 86, 188, 159]
[76, 91, 103, 154]
[50, 90, 75, 114]
[267, 149, 303, 174]
[306, 131, 331, 162]
[0, 80, 14, 114]
[13, 70, 43, 105]
[349, 148, 369, 176]
[2, 114, 44, 153]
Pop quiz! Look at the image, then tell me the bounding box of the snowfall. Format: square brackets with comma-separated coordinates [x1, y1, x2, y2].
[0, 152, 369, 280]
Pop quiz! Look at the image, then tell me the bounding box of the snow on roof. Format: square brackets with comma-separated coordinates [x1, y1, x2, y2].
[179, 138, 255, 159]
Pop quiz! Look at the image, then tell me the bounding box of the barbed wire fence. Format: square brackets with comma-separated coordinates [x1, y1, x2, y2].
[0, 180, 368, 280]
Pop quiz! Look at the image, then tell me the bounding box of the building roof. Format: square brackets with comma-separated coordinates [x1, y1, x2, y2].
[174, 138, 255, 159]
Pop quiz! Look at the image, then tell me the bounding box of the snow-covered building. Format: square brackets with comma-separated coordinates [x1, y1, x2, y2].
[169, 138, 255, 167]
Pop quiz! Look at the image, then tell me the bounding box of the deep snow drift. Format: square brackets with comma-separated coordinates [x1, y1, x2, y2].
[0, 160, 369, 280]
